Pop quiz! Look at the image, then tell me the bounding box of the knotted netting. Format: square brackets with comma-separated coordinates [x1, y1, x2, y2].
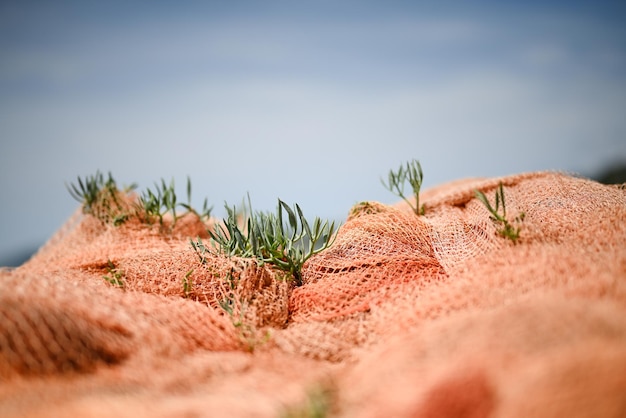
[1, 171, 625, 417]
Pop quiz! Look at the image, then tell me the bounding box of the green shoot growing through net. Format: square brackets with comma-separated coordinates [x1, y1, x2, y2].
[137, 178, 178, 227]
[68, 172, 212, 229]
[137, 176, 212, 228]
[191, 196, 337, 286]
[381, 159, 425, 215]
[475, 182, 525, 243]
[66, 171, 135, 226]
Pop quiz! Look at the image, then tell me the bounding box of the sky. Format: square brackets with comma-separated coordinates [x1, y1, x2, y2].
[1, 0, 625, 266]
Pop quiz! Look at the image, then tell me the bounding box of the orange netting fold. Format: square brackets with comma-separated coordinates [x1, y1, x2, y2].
[1, 171, 625, 417]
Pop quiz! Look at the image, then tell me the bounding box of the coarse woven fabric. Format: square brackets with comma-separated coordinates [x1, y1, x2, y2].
[1, 171, 625, 417]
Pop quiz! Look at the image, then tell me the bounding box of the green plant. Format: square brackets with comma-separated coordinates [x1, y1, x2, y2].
[179, 176, 213, 222]
[137, 176, 213, 229]
[190, 238, 208, 263]
[474, 182, 525, 242]
[218, 297, 245, 328]
[182, 269, 194, 297]
[282, 384, 334, 418]
[68, 172, 212, 231]
[103, 259, 125, 288]
[67, 171, 135, 225]
[213, 268, 271, 352]
[191, 196, 337, 286]
[381, 159, 425, 215]
[67, 170, 110, 210]
[136, 178, 178, 227]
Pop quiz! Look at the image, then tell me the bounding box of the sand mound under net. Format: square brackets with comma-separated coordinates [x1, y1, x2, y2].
[1, 171, 625, 417]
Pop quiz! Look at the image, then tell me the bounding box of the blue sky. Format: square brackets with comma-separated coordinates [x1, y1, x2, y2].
[1, 1, 625, 265]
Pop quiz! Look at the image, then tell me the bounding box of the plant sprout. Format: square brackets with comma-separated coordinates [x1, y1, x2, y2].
[475, 182, 525, 243]
[182, 269, 194, 297]
[381, 159, 425, 215]
[103, 259, 125, 288]
[178, 176, 213, 222]
[283, 384, 335, 418]
[66, 171, 134, 225]
[192, 196, 337, 286]
[68, 171, 214, 230]
[137, 176, 212, 228]
[136, 178, 178, 227]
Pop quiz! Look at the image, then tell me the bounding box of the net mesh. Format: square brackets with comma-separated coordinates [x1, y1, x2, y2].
[1, 171, 625, 417]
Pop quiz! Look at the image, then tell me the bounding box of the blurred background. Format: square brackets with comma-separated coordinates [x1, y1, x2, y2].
[1, 0, 625, 266]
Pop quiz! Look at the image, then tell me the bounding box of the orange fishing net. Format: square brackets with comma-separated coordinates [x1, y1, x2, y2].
[1, 171, 625, 417]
